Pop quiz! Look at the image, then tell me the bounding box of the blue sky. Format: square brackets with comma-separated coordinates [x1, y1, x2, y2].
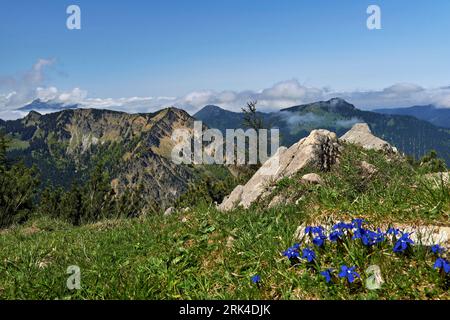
[1, 0, 450, 117]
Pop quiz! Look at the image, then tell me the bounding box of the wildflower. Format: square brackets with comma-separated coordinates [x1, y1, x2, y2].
[386, 228, 400, 236]
[333, 222, 353, 231]
[393, 233, 414, 253]
[320, 269, 333, 283]
[305, 226, 324, 235]
[351, 218, 365, 229]
[251, 275, 261, 284]
[313, 234, 327, 247]
[338, 265, 360, 283]
[282, 246, 300, 259]
[434, 258, 450, 274]
[329, 230, 344, 242]
[431, 244, 445, 255]
[302, 248, 316, 262]
[361, 229, 385, 247]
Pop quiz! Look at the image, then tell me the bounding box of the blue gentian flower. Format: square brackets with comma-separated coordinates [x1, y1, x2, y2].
[282, 246, 300, 259]
[305, 226, 324, 235]
[352, 227, 367, 240]
[338, 265, 360, 283]
[329, 230, 344, 242]
[386, 228, 400, 236]
[434, 258, 450, 274]
[313, 234, 327, 247]
[302, 248, 316, 262]
[333, 222, 353, 231]
[351, 218, 365, 229]
[431, 244, 445, 255]
[251, 275, 261, 284]
[393, 233, 414, 253]
[360, 229, 385, 246]
[320, 269, 333, 283]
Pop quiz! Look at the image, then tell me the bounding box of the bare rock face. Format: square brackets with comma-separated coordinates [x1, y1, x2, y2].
[340, 123, 397, 153]
[218, 129, 340, 211]
[218, 185, 244, 211]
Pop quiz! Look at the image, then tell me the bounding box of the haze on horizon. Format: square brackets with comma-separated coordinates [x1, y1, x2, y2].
[1, 0, 450, 119]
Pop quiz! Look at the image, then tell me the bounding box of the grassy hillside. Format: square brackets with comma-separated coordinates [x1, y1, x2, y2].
[1, 144, 448, 300]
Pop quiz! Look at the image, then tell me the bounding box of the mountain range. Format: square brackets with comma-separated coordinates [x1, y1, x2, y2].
[374, 105, 450, 129]
[194, 98, 450, 165]
[1, 107, 208, 209]
[1, 98, 449, 210]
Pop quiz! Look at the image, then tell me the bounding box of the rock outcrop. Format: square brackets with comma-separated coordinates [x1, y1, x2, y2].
[300, 173, 323, 185]
[218, 129, 340, 211]
[340, 123, 397, 153]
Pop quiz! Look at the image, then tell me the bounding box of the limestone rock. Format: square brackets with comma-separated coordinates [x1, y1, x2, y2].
[164, 207, 175, 216]
[340, 123, 397, 153]
[301, 173, 323, 185]
[219, 129, 340, 211]
[218, 185, 244, 211]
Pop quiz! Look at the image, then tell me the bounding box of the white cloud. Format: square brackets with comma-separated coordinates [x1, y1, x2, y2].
[36, 86, 59, 101]
[2, 61, 450, 121]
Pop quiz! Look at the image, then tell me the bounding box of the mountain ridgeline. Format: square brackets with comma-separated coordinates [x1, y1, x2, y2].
[194, 98, 450, 165]
[374, 104, 450, 129]
[1, 107, 203, 210]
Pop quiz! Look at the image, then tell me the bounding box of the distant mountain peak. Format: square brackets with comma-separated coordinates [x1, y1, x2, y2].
[280, 98, 356, 113]
[18, 99, 79, 112]
[195, 105, 229, 115]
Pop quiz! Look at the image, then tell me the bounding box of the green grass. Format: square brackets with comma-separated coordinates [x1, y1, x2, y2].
[6, 138, 29, 151]
[0, 203, 448, 299]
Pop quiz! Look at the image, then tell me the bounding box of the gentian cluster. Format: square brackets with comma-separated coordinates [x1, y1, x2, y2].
[433, 257, 450, 274]
[431, 243, 449, 275]
[305, 226, 327, 248]
[351, 218, 365, 229]
[431, 244, 445, 255]
[353, 228, 385, 247]
[332, 222, 353, 231]
[386, 227, 400, 237]
[282, 243, 300, 260]
[302, 247, 316, 263]
[338, 265, 360, 283]
[329, 230, 344, 242]
[282, 244, 316, 263]
[393, 232, 414, 253]
[281, 220, 448, 288]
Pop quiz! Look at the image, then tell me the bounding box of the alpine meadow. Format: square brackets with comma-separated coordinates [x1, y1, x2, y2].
[0, 0, 449, 303]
